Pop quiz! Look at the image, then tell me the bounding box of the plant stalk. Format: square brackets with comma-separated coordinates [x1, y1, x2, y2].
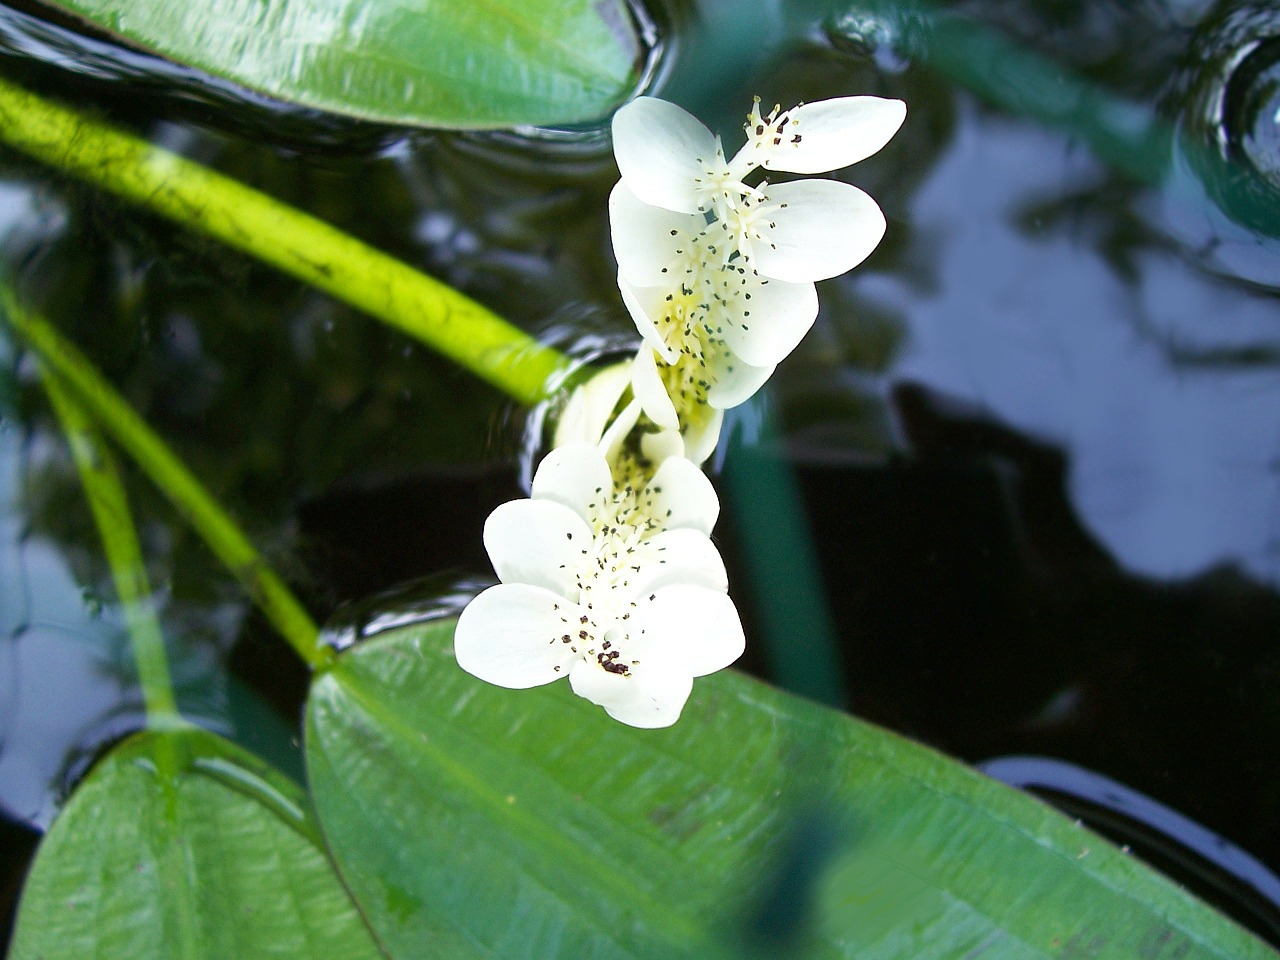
[4, 292, 330, 669]
[0, 75, 572, 407]
[41, 368, 185, 727]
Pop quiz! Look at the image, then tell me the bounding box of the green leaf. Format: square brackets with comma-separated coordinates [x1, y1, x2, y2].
[9, 728, 386, 960]
[305, 618, 1278, 960]
[42, 0, 643, 128]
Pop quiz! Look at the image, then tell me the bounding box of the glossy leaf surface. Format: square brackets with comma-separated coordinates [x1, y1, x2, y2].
[43, 0, 643, 128]
[9, 728, 385, 960]
[306, 617, 1277, 959]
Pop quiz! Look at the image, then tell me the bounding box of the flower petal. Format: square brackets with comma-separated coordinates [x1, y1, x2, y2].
[618, 275, 680, 364]
[760, 97, 906, 174]
[631, 346, 679, 430]
[599, 397, 642, 467]
[531, 442, 613, 526]
[609, 182, 702, 288]
[455, 584, 580, 688]
[568, 657, 693, 728]
[636, 584, 745, 677]
[483, 498, 592, 595]
[640, 428, 685, 465]
[683, 405, 724, 465]
[644, 455, 719, 534]
[612, 97, 717, 215]
[707, 356, 774, 409]
[751, 179, 886, 283]
[552, 361, 632, 448]
[630, 528, 728, 594]
[718, 275, 818, 368]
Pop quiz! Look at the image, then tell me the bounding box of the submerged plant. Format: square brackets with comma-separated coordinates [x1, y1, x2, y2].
[456, 93, 906, 726]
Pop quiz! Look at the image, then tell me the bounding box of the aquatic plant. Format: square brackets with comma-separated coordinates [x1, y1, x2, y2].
[457, 94, 904, 726]
[0, 1, 1276, 959]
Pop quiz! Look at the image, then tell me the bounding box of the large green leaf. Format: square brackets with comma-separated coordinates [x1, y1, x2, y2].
[9, 727, 385, 960]
[306, 617, 1278, 960]
[43, 0, 642, 128]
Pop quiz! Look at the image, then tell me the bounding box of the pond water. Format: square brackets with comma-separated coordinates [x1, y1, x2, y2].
[2, 0, 1280, 947]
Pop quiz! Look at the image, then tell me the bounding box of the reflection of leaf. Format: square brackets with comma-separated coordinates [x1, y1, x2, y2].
[9, 728, 385, 960]
[306, 618, 1277, 959]
[40, 0, 641, 129]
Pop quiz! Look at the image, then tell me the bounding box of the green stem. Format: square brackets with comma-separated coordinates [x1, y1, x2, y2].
[41, 368, 185, 728]
[3, 291, 330, 670]
[0, 75, 571, 407]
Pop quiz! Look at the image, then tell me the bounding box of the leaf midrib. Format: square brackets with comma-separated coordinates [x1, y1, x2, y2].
[319, 663, 710, 956]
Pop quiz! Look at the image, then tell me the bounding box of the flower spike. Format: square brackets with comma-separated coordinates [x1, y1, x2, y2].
[457, 91, 904, 727]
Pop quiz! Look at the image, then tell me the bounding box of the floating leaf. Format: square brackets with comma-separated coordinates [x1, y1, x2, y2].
[305, 617, 1277, 959]
[9, 728, 385, 960]
[40, 0, 643, 128]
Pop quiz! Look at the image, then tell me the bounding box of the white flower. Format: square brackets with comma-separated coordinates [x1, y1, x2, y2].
[612, 182, 818, 414]
[629, 344, 724, 464]
[455, 441, 744, 728]
[611, 95, 905, 282]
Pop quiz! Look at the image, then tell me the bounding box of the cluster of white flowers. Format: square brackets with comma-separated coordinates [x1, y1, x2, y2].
[456, 93, 905, 727]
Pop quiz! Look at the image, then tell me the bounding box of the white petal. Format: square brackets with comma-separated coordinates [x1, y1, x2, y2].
[707, 356, 774, 409]
[609, 182, 702, 288]
[644, 455, 718, 534]
[683, 406, 724, 465]
[636, 584, 745, 677]
[568, 657, 693, 728]
[554, 388, 595, 450]
[631, 346, 679, 430]
[618, 275, 680, 364]
[531, 443, 612, 525]
[640, 428, 685, 465]
[612, 97, 716, 214]
[599, 397, 642, 467]
[631, 529, 728, 594]
[751, 180, 887, 283]
[718, 276, 818, 368]
[552, 361, 632, 448]
[455, 584, 580, 688]
[483, 498, 592, 595]
[760, 97, 906, 174]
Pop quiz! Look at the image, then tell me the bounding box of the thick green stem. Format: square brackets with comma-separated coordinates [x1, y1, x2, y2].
[3, 292, 330, 669]
[0, 75, 571, 407]
[41, 369, 185, 728]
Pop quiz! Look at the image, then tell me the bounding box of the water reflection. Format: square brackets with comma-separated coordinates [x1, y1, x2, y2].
[825, 9, 915, 74]
[0, 426, 145, 829]
[870, 97, 1280, 582]
[319, 573, 489, 652]
[1163, 0, 1280, 277]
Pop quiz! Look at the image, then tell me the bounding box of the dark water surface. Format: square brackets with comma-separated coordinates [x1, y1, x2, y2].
[2, 0, 1280, 947]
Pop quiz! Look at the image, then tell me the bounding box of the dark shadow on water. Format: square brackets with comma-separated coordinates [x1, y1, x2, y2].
[772, 382, 1280, 879]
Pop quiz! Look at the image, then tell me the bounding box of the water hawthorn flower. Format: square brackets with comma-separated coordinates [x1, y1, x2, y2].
[611, 94, 905, 428]
[455, 441, 744, 728]
[456, 93, 904, 728]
